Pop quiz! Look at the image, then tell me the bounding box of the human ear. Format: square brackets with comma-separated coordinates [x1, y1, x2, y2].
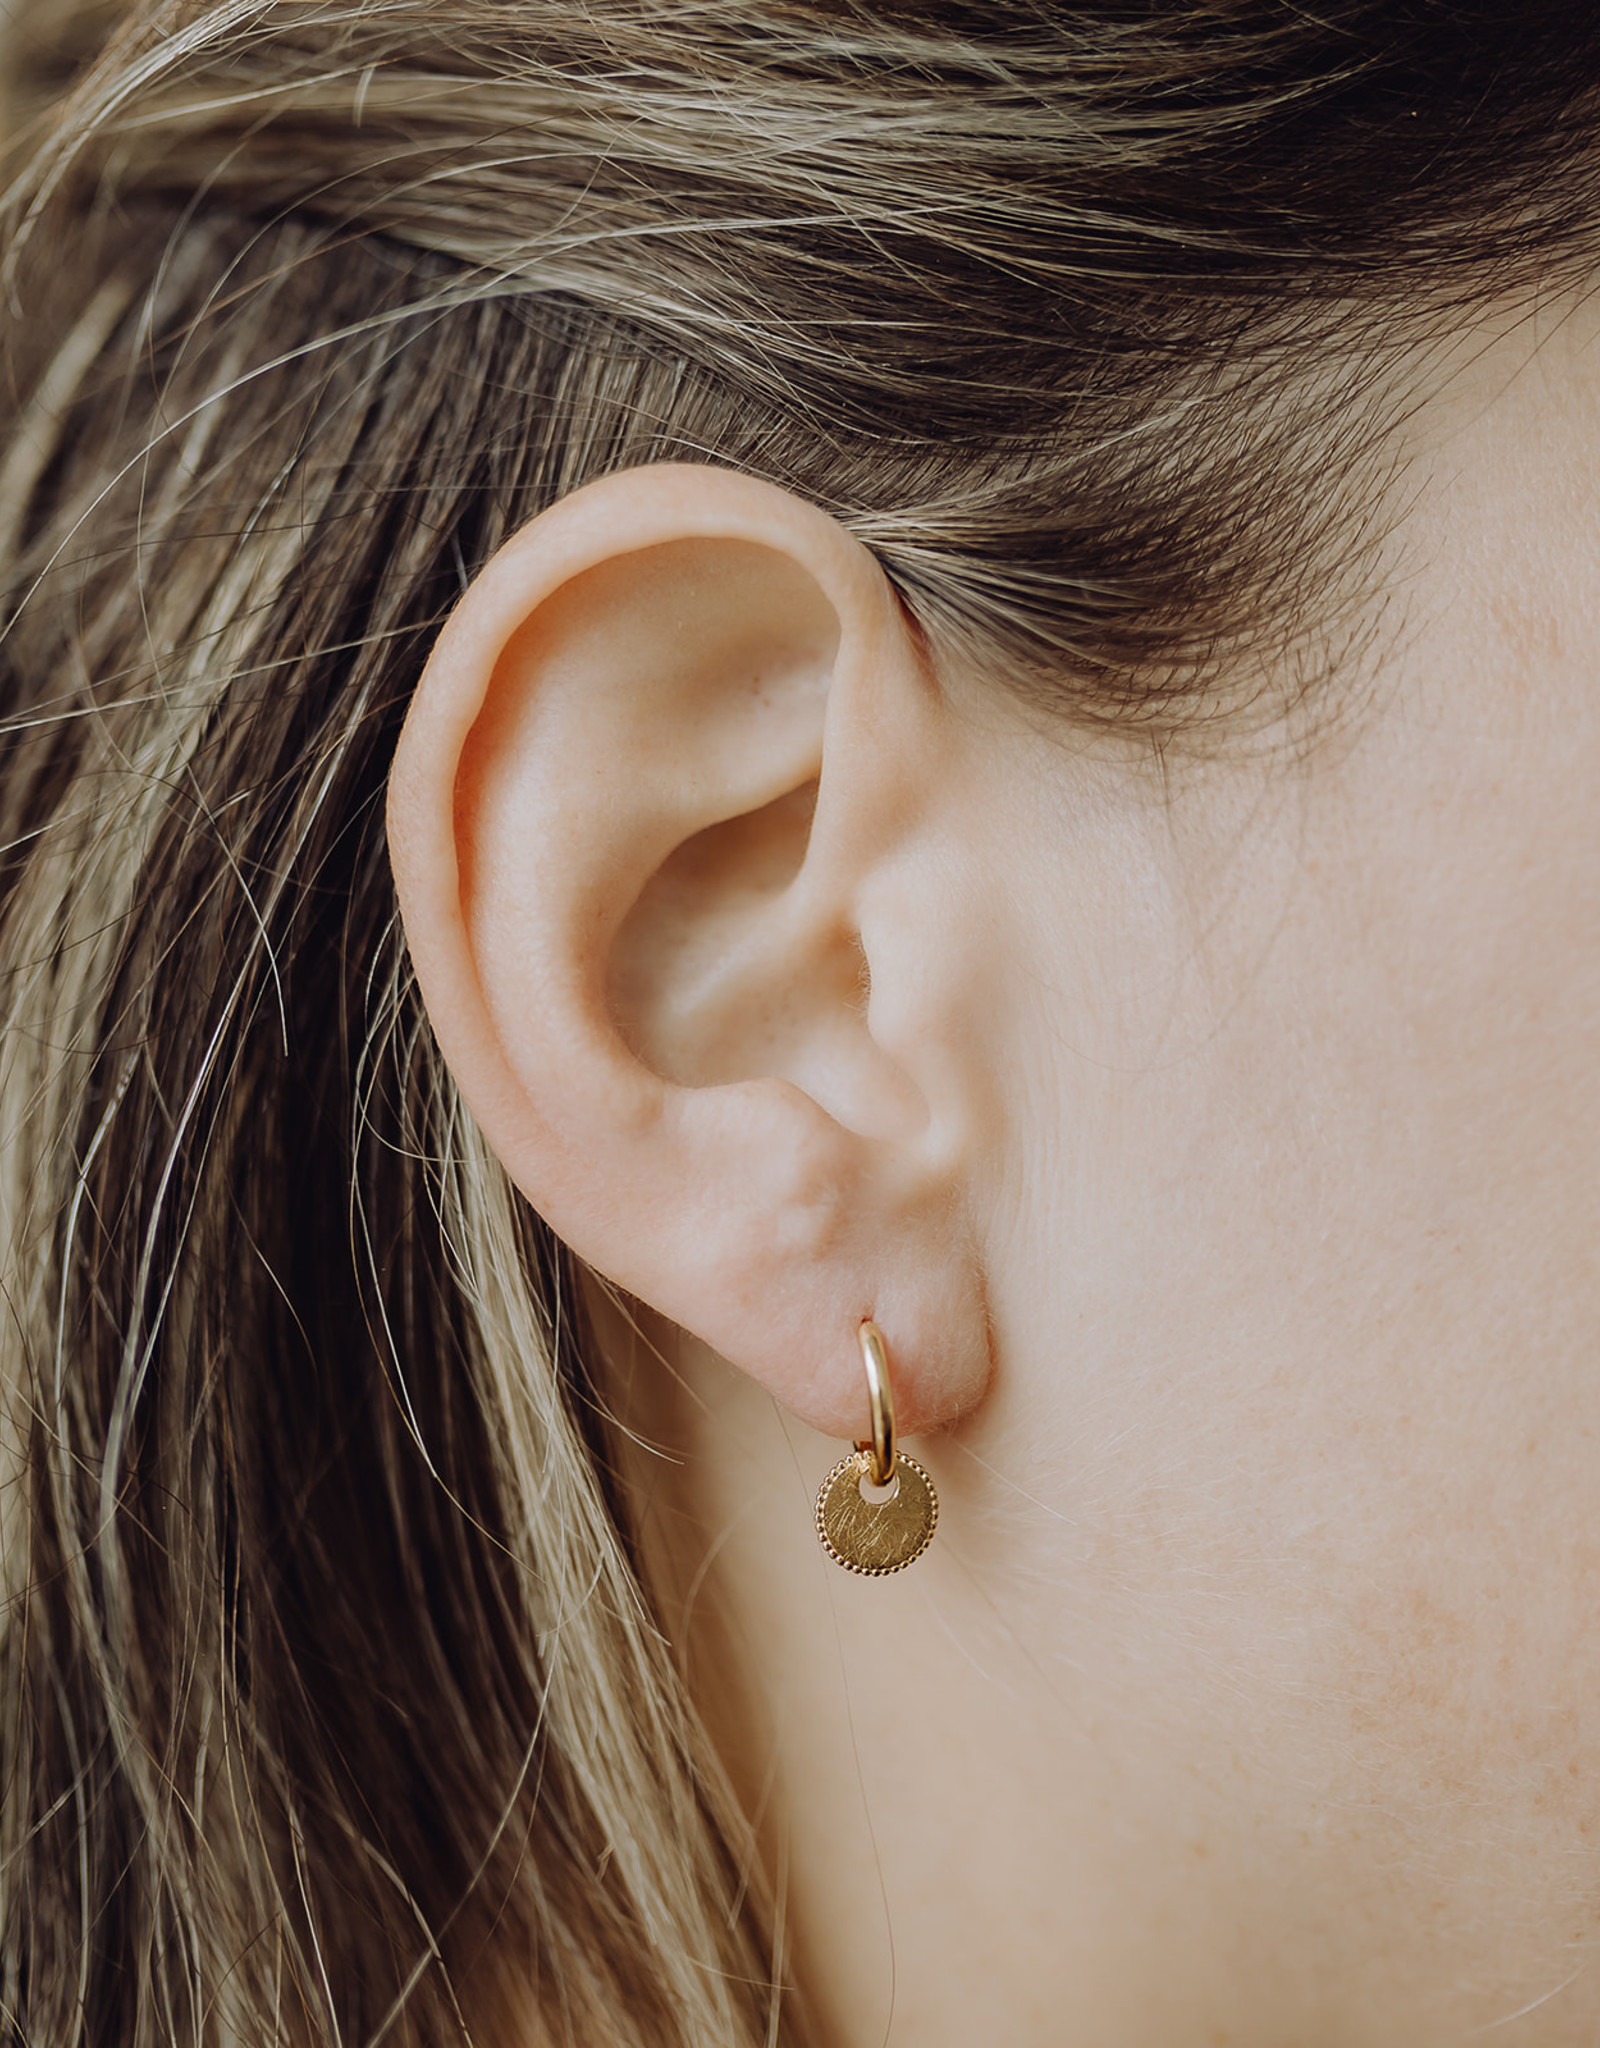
[387, 464, 990, 1442]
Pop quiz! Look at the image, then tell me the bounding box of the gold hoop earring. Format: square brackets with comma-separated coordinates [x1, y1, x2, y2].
[815, 1320, 939, 1576]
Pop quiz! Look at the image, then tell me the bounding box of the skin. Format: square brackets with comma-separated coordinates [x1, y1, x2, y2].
[388, 297, 1600, 2044]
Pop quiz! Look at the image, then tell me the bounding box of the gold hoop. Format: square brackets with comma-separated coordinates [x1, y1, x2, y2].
[854, 1319, 895, 1487]
[816, 1318, 938, 1574]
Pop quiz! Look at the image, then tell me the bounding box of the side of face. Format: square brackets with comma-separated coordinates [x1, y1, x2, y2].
[959, 303, 1600, 2015]
[387, 304, 1600, 2038]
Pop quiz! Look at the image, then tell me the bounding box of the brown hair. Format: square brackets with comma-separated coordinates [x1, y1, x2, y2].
[2, 5, 1597, 2044]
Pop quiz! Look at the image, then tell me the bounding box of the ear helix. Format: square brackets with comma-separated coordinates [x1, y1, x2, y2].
[815, 1321, 939, 1576]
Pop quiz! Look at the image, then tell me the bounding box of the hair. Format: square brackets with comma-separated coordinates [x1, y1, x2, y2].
[1, 3, 1598, 2044]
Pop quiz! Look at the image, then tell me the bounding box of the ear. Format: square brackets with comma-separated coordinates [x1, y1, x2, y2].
[387, 464, 990, 1441]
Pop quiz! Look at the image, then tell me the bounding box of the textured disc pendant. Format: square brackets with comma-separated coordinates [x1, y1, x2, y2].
[815, 1448, 939, 1576]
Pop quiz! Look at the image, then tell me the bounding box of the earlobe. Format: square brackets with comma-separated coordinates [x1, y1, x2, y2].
[388, 464, 991, 1442]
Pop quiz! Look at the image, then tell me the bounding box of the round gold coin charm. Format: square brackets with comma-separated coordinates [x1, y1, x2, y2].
[815, 1446, 939, 1576]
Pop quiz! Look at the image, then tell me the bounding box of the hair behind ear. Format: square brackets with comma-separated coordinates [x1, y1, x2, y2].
[0, 220, 800, 2048]
[17, 3, 1600, 718]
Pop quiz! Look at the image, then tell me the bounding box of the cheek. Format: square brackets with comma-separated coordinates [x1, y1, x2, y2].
[962, 668, 1600, 1918]
[1296, 1451, 1600, 1953]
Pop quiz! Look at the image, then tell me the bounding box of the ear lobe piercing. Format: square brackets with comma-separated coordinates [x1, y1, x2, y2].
[815, 1320, 939, 1575]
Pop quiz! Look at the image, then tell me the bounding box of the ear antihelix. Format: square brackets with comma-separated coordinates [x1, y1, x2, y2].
[815, 1320, 939, 1576]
